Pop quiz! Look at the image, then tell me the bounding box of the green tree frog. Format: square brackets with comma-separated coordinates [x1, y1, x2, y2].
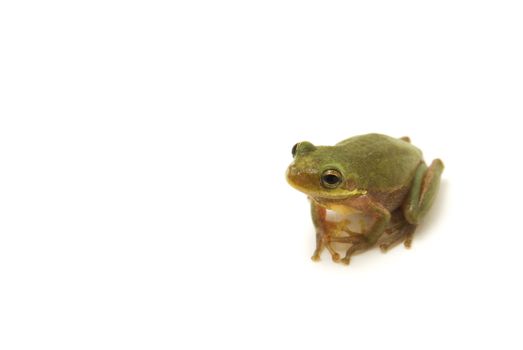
[286, 133, 444, 265]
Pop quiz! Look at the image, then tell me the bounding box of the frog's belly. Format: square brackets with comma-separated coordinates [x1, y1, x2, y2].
[326, 204, 360, 216]
[325, 205, 370, 234]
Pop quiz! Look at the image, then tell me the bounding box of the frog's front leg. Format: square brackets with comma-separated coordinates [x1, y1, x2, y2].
[340, 199, 391, 265]
[310, 200, 340, 262]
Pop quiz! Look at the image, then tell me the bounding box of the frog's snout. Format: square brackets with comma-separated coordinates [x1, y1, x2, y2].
[286, 165, 302, 188]
[286, 164, 317, 193]
[286, 165, 297, 184]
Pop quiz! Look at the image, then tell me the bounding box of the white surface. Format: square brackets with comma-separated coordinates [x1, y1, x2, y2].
[1, 1, 523, 349]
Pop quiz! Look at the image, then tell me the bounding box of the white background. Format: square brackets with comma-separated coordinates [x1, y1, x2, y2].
[1, 1, 522, 349]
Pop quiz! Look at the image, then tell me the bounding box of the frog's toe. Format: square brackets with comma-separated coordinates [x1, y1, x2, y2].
[379, 243, 390, 253]
[403, 226, 415, 248]
[331, 252, 340, 262]
[404, 236, 413, 249]
[340, 257, 351, 265]
[311, 252, 321, 261]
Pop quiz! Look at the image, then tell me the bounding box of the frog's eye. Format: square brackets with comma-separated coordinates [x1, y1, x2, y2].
[292, 141, 316, 157]
[291, 143, 299, 157]
[321, 169, 343, 188]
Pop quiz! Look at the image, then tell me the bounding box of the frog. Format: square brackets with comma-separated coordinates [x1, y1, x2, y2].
[286, 133, 444, 265]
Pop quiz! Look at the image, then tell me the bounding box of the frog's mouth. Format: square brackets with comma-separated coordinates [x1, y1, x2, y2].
[289, 183, 367, 200]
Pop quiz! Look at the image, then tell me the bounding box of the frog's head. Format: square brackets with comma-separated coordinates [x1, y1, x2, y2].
[286, 141, 367, 200]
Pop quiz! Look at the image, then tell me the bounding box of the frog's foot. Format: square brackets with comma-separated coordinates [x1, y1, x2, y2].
[311, 249, 322, 261]
[380, 223, 417, 253]
[328, 250, 340, 262]
[311, 249, 340, 262]
[325, 236, 361, 262]
[339, 235, 369, 265]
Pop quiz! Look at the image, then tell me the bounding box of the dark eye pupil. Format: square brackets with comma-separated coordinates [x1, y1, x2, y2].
[291, 143, 298, 157]
[323, 174, 340, 185]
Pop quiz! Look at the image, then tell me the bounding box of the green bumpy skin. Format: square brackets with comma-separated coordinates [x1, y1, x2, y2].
[286, 133, 444, 265]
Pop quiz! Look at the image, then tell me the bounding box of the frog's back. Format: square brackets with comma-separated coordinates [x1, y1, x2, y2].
[335, 133, 422, 190]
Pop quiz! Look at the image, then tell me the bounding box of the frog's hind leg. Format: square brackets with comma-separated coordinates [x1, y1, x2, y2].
[403, 159, 444, 225]
[381, 159, 444, 252]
